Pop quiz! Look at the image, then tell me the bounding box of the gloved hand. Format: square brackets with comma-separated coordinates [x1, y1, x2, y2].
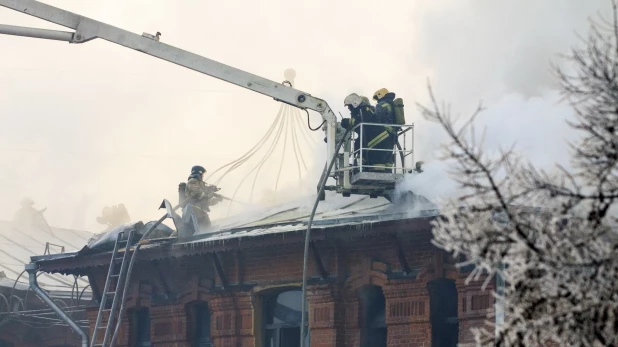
[341, 118, 351, 129]
[211, 194, 224, 204]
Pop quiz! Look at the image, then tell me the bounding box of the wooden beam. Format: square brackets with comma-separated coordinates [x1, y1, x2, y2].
[86, 269, 102, 304]
[393, 233, 411, 274]
[212, 252, 229, 290]
[236, 249, 244, 285]
[153, 259, 172, 297]
[310, 241, 328, 280]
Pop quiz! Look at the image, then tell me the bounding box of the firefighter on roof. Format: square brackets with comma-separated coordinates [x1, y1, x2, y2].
[96, 204, 131, 231]
[182, 165, 222, 230]
[12, 198, 52, 233]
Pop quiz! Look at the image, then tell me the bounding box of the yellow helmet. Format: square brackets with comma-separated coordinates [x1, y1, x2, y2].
[373, 88, 389, 101]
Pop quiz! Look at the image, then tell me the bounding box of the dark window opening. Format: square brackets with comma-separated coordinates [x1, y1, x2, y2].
[263, 289, 309, 347]
[428, 279, 458, 347]
[187, 302, 213, 347]
[358, 285, 387, 347]
[471, 295, 490, 310]
[129, 307, 151, 347]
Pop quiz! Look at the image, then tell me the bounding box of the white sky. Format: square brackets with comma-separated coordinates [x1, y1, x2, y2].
[0, 0, 609, 232]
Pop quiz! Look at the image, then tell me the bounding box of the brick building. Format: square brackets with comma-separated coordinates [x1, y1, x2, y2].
[31, 194, 494, 347]
[0, 201, 93, 347]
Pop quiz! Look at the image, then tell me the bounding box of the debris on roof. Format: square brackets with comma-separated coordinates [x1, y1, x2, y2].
[27, 192, 440, 271]
[179, 191, 440, 245]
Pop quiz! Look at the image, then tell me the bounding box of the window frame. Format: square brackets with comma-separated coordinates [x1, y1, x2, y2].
[261, 288, 309, 347]
[128, 307, 151, 347]
[186, 301, 214, 347]
[357, 285, 387, 347]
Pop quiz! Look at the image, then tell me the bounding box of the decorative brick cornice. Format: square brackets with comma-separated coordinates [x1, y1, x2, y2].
[385, 296, 429, 324]
[124, 281, 153, 308]
[178, 274, 215, 305]
[344, 257, 389, 292]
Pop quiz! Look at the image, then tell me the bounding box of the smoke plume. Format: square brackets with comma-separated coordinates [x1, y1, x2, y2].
[0, 0, 609, 230]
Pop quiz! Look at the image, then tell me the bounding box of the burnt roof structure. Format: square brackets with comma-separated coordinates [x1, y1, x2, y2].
[29, 192, 440, 276]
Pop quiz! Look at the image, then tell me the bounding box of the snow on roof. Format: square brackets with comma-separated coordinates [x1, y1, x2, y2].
[23, 193, 439, 277]
[0, 220, 93, 293]
[180, 191, 440, 245]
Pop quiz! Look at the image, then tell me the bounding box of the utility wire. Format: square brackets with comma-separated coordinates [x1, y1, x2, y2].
[273, 107, 291, 197]
[206, 106, 285, 185]
[289, 106, 305, 192]
[305, 109, 325, 131]
[235, 103, 287, 207]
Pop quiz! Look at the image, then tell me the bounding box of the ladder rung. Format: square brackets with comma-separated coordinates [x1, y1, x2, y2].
[114, 257, 124, 260]
[110, 274, 120, 278]
[105, 291, 116, 295]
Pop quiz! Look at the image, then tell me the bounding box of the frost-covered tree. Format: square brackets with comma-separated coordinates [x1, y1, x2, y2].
[418, 2, 618, 346]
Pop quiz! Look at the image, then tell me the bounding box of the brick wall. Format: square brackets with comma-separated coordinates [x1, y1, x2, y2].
[457, 277, 495, 345]
[81, 229, 493, 347]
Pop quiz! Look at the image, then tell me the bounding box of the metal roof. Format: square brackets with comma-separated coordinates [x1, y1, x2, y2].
[0, 220, 93, 293]
[179, 192, 440, 245]
[28, 192, 440, 274]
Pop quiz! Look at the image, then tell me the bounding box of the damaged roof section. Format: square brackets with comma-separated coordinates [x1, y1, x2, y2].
[29, 192, 440, 274]
[179, 192, 440, 245]
[0, 220, 93, 292]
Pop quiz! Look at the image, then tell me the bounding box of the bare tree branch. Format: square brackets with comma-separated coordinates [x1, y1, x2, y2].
[418, 2, 618, 346]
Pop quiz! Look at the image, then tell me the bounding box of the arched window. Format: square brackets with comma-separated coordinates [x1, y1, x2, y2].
[128, 307, 151, 347]
[358, 285, 387, 347]
[262, 289, 309, 347]
[186, 301, 213, 347]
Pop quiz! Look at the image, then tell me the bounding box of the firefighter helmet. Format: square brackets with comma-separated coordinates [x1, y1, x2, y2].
[344, 93, 363, 108]
[373, 88, 389, 101]
[189, 165, 206, 179]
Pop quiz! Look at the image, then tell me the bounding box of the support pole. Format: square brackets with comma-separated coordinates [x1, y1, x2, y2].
[0, 24, 73, 41]
[26, 263, 89, 347]
[300, 127, 351, 347]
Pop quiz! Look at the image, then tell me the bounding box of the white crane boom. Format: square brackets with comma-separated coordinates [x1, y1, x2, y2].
[0, 0, 417, 202]
[0, 0, 338, 166]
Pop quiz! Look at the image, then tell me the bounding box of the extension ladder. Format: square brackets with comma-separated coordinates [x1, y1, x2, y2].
[90, 229, 135, 347]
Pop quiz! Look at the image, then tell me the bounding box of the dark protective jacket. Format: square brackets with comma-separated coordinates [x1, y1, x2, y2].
[365, 92, 397, 166]
[341, 101, 380, 161]
[342, 102, 377, 133]
[375, 92, 396, 124]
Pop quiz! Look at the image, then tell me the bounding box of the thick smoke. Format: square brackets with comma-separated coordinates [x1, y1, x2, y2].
[399, 0, 608, 202]
[0, 0, 609, 231]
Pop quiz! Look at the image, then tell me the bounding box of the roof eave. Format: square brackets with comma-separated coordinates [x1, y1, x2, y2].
[30, 215, 437, 276]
